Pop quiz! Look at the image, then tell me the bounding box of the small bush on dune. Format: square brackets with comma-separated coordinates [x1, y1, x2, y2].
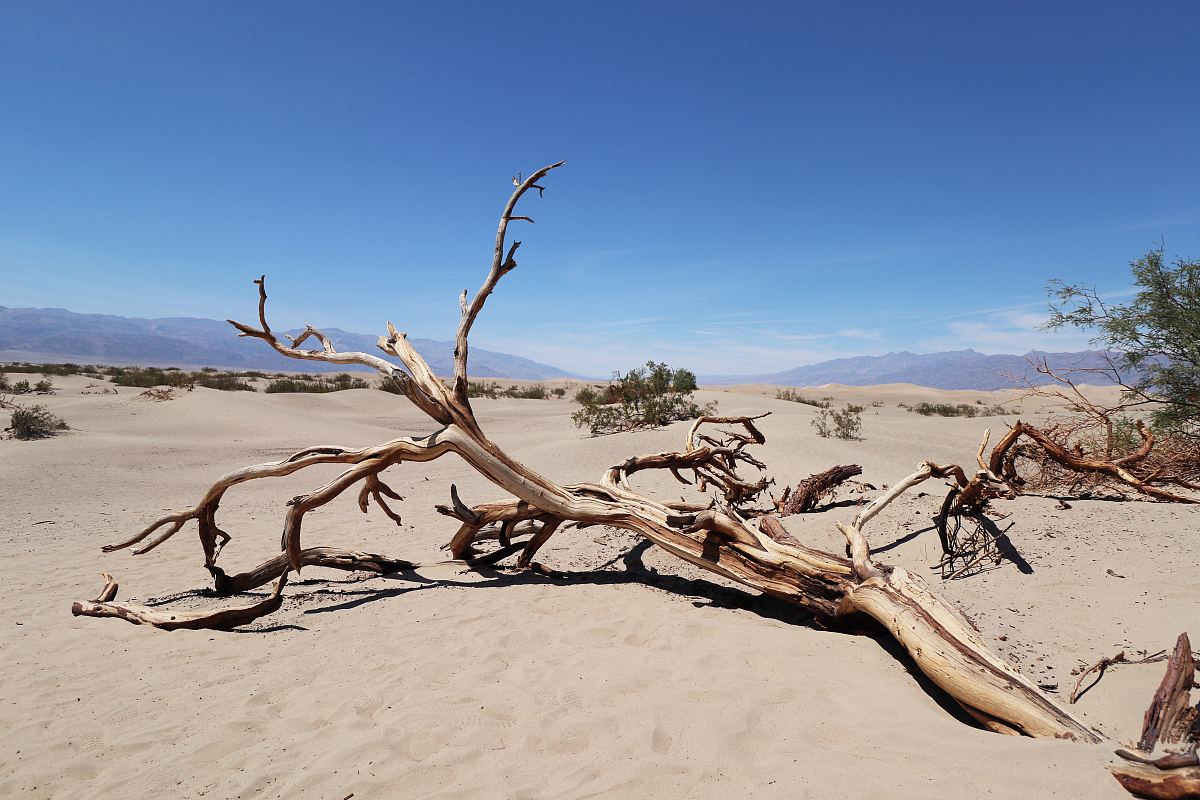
[573, 360, 715, 435]
[503, 384, 548, 399]
[905, 401, 1008, 418]
[265, 379, 339, 393]
[265, 373, 369, 393]
[467, 381, 501, 399]
[774, 387, 831, 408]
[7, 405, 69, 439]
[0, 362, 88, 376]
[107, 367, 255, 391]
[193, 374, 255, 391]
[812, 404, 864, 440]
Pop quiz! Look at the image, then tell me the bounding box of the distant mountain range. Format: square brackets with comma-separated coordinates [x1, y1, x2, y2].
[1, 307, 1134, 390]
[702, 349, 1133, 391]
[0, 306, 576, 381]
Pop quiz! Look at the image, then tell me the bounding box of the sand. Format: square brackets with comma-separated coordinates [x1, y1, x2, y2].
[2, 375, 1196, 798]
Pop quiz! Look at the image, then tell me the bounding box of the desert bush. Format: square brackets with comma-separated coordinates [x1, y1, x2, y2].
[905, 402, 1007, 418]
[0, 362, 88, 376]
[503, 384, 548, 399]
[265, 373, 367, 393]
[376, 378, 404, 394]
[194, 374, 256, 392]
[552, 387, 566, 398]
[33, 378, 56, 394]
[811, 404, 863, 440]
[265, 379, 337, 393]
[11, 379, 31, 394]
[572, 361, 715, 435]
[105, 366, 254, 391]
[1048, 247, 1199, 437]
[467, 380, 501, 399]
[775, 387, 830, 408]
[8, 404, 69, 439]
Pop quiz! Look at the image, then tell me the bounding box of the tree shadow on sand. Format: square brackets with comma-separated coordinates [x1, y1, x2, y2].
[225, 538, 985, 728]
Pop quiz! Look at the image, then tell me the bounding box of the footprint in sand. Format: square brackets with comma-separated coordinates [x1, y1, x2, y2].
[651, 723, 673, 755]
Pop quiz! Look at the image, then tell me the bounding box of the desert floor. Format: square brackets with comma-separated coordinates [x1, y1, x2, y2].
[2, 375, 1197, 798]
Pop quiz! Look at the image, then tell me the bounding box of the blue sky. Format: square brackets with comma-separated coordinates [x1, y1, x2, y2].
[2, 1, 1198, 375]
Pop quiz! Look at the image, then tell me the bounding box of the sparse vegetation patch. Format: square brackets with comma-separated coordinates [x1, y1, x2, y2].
[774, 387, 830, 408]
[7, 404, 69, 439]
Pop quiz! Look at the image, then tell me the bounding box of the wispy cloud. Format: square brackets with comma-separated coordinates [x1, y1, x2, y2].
[1123, 207, 1200, 231]
[915, 309, 1096, 355]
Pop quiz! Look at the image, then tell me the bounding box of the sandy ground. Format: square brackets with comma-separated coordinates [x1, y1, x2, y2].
[2, 374, 1196, 798]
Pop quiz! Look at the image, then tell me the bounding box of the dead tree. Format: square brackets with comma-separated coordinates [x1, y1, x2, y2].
[989, 359, 1200, 503]
[981, 421, 1198, 504]
[79, 160, 1200, 788]
[1109, 633, 1200, 799]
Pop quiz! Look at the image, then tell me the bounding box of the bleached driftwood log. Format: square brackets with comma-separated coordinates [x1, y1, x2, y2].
[76, 161, 1152, 771]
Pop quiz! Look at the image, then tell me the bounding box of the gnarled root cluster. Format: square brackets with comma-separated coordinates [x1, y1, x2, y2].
[70, 162, 1200, 797]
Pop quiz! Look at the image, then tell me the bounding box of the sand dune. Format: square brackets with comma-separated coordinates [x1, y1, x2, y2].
[2, 376, 1196, 798]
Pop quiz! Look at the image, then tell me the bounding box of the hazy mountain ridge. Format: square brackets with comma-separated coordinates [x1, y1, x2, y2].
[703, 349, 1135, 391]
[0, 307, 576, 380]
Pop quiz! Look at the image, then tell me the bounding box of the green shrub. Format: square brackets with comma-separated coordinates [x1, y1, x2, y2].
[0, 362, 87, 376]
[265, 374, 367, 393]
[265, 379, 339, 393]
[905, 402, 1007, 418]
[376, 378, 405, 394]
[503, 384, 548, 399]
[552, 387, 566, 398]
[1048, 247, 1199, 436]
[8, 405, 69, 439]
[193, 374, 255, 392]
[572, 360, 715, 435]
[467, 380, 501, 399]
[106, 367, 254, 391]
[774, 388, 830, 408]
[33, 379, 55, 394]
[11, 379, 31, 394]
[812, 404, 863, 440]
